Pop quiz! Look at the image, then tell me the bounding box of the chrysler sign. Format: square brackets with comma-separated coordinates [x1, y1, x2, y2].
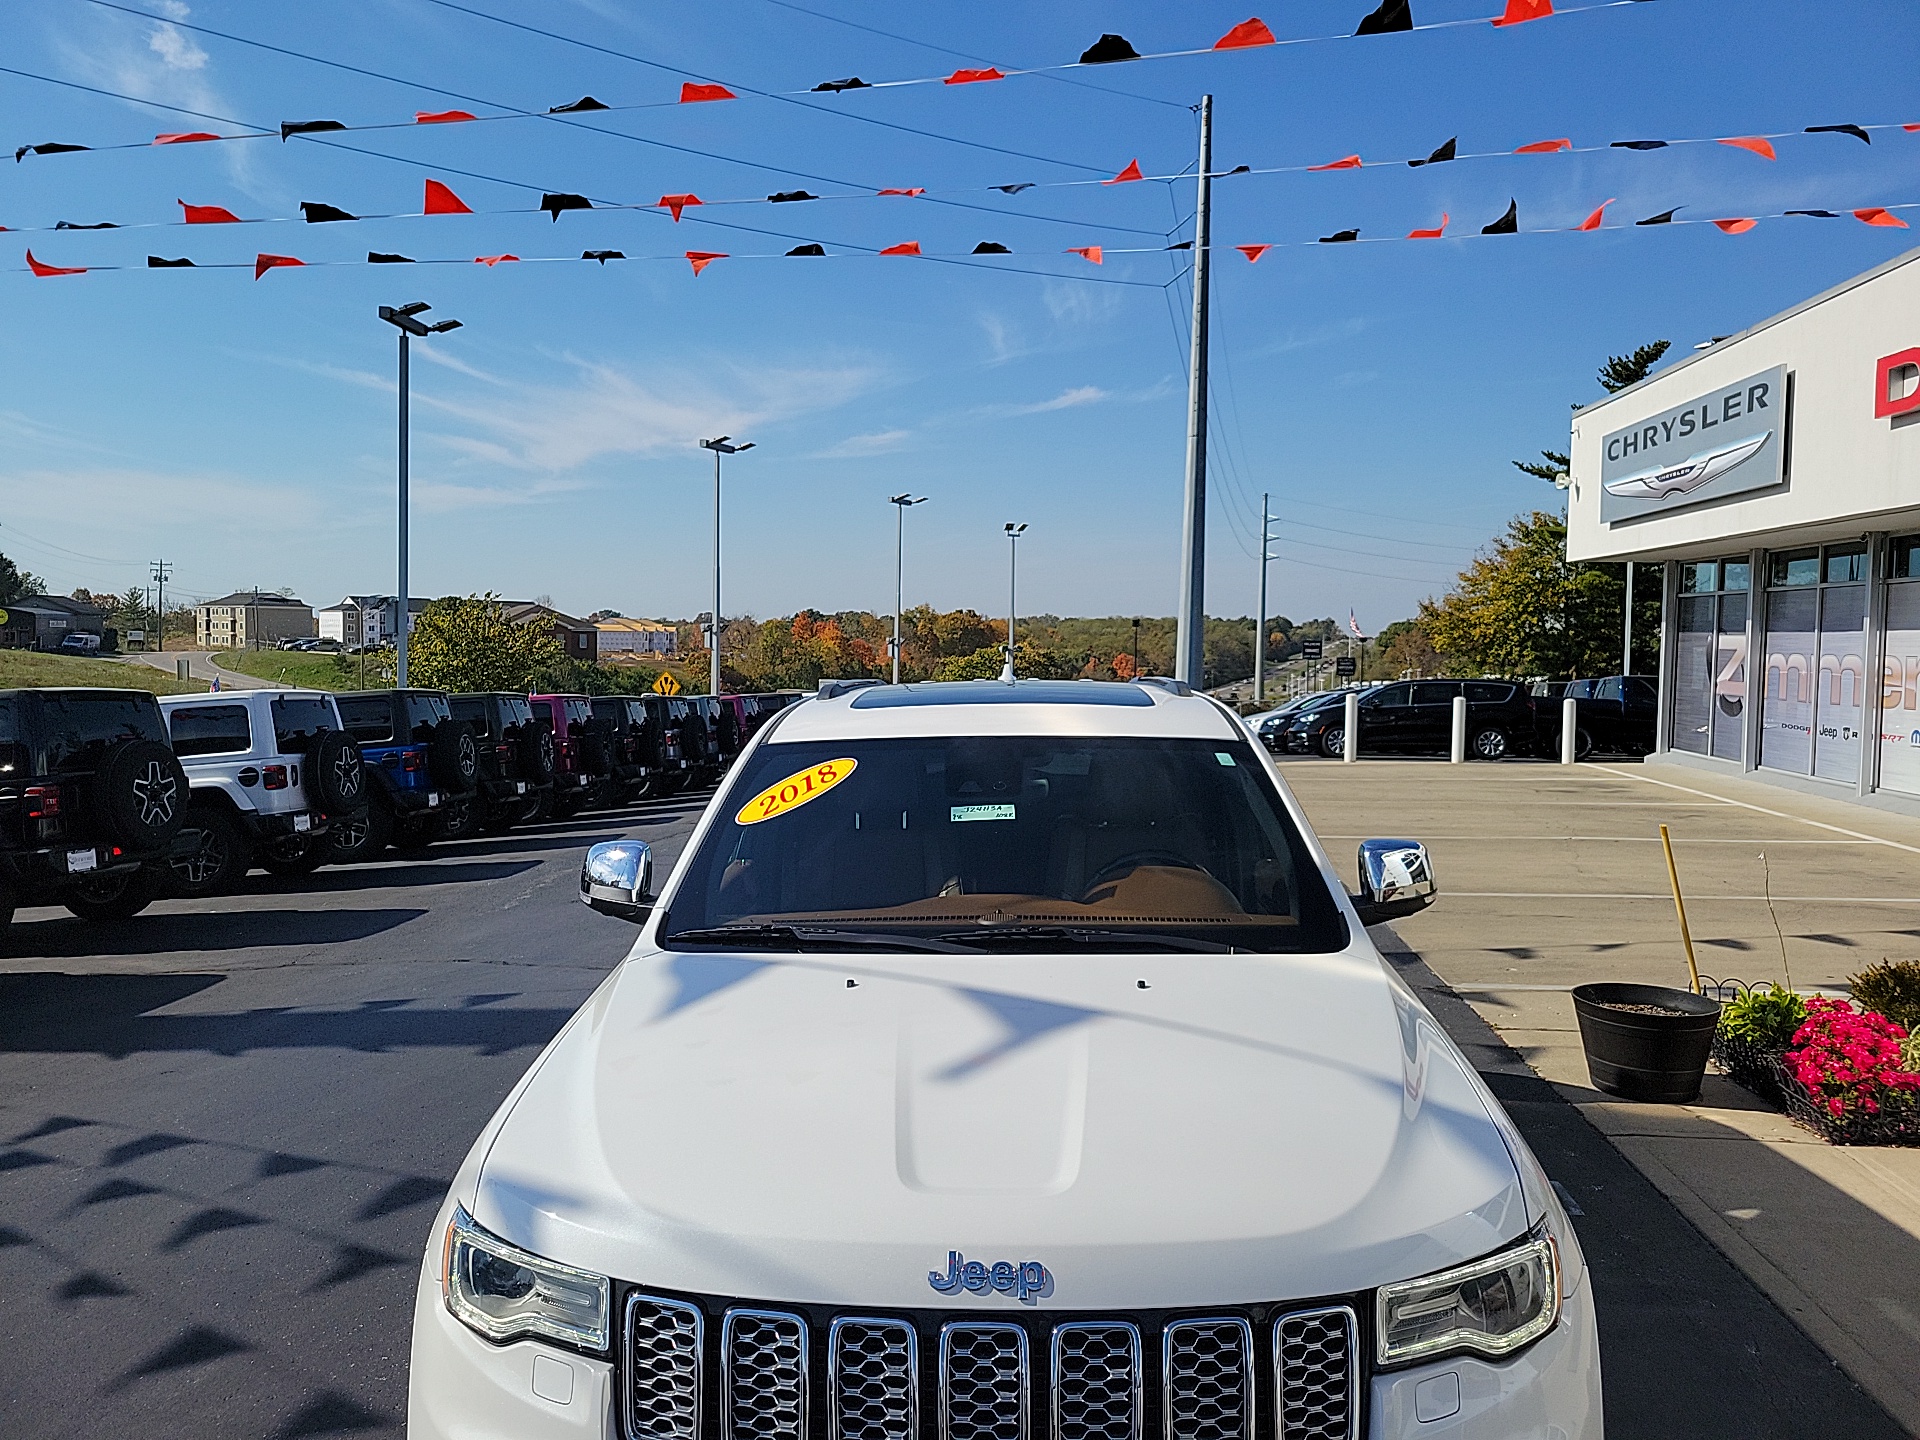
[1600, 365, 1787, 523]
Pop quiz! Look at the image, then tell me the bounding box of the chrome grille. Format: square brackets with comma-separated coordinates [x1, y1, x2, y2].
[940, 1322, 1029, 1440]
[831, 1318, 918, 1440]
[724, 1309, 809, 1440]
[626, 1295, 703, 1440]
[1053, 1322, 1141, 1440]
[1273, 1308, 1358, 1440]
[1163, 1319, 1253, 1440]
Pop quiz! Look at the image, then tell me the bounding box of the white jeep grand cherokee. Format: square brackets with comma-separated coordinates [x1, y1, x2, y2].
[409, 679, 1601, 1440]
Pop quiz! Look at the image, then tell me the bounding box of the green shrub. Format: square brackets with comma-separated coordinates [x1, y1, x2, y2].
[1848, 960, 1920, 1032]
[1902, 1034, 1920, 1073]
[1717, 985, 1808, 1051]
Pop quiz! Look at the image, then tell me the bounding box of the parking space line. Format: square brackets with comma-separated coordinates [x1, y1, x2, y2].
[1453, 891, 1920, 903]
[1592, 764, 1920, 856]
[1318, 835, 1870, 843]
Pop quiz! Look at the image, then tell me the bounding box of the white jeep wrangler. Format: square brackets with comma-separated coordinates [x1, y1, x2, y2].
[157, 689, 366, 895]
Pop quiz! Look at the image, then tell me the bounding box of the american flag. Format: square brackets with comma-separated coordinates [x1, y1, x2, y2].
[1348, 609, 1367, 640]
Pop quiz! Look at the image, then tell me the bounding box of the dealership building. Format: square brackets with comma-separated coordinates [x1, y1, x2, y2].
[1567, 245, 1920, 814]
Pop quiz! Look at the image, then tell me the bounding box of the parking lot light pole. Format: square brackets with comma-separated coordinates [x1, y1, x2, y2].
[699, 436, 754, 697]
[1002, 522, 1027, 683]
[889, 494, 926, 684]
[377, 302, 462, 687]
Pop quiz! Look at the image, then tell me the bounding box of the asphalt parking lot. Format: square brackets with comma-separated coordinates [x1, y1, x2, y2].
[0, 792, 709, 1440]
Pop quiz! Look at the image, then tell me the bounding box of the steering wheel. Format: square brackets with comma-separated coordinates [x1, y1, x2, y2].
[1082, 850, 1205, 898]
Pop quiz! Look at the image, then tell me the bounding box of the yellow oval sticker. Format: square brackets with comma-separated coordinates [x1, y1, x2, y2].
[735, 758, 858, 826]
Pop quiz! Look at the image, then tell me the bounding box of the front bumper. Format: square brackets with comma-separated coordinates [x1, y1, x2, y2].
[407, 1252, 1601, 1440]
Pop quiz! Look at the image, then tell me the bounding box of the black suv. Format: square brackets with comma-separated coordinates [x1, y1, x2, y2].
[587, 696, 656, 803]
[1288, 680, 1537, 760]
[330, 689, 479, 859]
[448, 692, 555, 832]
[0, 688, 194, 931]
[1539, 675, 1657, 757]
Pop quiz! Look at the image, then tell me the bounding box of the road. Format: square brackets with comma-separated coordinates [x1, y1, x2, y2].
[124, 650, 274, 689]
[0, 790, 710, 1440]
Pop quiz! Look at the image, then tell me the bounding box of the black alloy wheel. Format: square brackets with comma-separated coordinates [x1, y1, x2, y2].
[258, 840, 327, 877]
[63, 867, 162, 923]
[328, 803, 391, 864]
[1318, 726, 1346, 759]
[1471, 727, 1510, 761]
[168, 806, 251, 897]
[438, 796, 482, 841]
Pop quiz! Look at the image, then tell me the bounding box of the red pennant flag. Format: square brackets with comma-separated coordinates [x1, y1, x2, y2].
[1514, 138, 1572, 154]
[877, 188, 925, 197]
[686, 251, 727, 274]
[154, 131, 219, 145]
[423, 180, 472, 215]
[660, 193, 703, 222]
[1718, 136, 1777, 160]
[1236, 244, 1272, 262]
[1577, 198, 1616, 231]
[416, 109, 477, 125]
[1067, 246, 1103, 264]
[1213, 18, 1276, 49]
[1906, 124, 1920, 133]
[1104, 159, 1144, 185]
[180, 200, 242, 224]
[26, 250, 86, 277]
[679, 82, 735, 103]
[1855, 207, 1910, 228]
[1407, 214, 1449, 238]
[1712, 218, 1757, 235]
[879, 241, 922, 256]
[254, 253, 303, 280]
[1308, 155, 1363, 171]
[944, 67, 1005, 85]
[1492, 0, 1553, 25]
[475, 253, 520, 266]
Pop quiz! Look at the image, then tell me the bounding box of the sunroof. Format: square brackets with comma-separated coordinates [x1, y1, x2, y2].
[849, 680, 1155, 708]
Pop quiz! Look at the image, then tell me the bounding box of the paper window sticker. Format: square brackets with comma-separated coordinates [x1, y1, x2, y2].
[736, 760, 857, 825]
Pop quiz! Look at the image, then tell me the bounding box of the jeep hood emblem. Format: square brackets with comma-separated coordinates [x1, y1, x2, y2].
[928, 1251, 1053, 1304]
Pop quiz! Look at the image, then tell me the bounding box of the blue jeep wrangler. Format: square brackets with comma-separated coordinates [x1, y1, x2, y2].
[328, 689, 478, 860]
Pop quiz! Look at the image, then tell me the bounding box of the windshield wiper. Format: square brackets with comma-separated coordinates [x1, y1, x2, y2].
[667, 924, 981, 955]
[929, 925, 1232, 954]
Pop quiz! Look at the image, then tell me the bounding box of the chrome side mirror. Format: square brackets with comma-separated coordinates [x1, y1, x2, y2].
[1352, 839, 1436, 928]
[580, 840, 654, 924]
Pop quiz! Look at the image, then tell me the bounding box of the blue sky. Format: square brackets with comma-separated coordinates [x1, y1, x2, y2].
[1, 0, 1915, 631]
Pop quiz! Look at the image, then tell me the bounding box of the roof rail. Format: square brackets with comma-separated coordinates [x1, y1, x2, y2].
[1133, 676, 1191, 697]
[815, 678, 885, 700]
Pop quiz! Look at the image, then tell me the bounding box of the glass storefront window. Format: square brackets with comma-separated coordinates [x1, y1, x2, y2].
[1891, 536, 1919, 581]
[1768, 549, 1820, 587]
[1825, 545, 1868, 584]
[1680, 562, 1720, 595]
[1669, 559, 1751, 762]
[1880, 540, 1920, 796]
[1723, 560, 1752, 592]
[1761, 588, 1816, 773]
[1813, 584, 1867, 784]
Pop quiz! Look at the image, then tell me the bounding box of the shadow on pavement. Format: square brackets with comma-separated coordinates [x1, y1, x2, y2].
[2, 908, 425, 958]
[250, 861, 537, 894]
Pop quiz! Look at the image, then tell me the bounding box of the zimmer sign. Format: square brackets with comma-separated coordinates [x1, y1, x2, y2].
[1600, 366, 1787, 523]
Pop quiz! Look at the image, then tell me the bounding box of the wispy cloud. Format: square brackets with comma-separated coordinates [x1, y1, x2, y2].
[1249, 317, 1370, 360]
[810, 429, 912, 459]
[1041, 280, 1125, 328]
[987, 385, 1110, 417]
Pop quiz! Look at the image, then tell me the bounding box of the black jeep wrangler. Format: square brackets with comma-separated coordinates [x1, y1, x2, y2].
[0, 688, 194, 933]
[447, 692, 556, 834]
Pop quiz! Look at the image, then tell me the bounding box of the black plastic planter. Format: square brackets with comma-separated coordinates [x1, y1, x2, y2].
[1572, 982, 1722, 1103]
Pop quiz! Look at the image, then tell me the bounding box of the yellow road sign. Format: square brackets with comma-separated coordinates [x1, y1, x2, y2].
[652, 671, 682, 696]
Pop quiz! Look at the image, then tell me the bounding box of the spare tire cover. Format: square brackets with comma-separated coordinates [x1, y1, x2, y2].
[429, 722, 479, 792]
[310, 729, 366, 811]
[96, 739, 188, 850]
[519, 726, 556, 782]
[577, 722, 613, 773]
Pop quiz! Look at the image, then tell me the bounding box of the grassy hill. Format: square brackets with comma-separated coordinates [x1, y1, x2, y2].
[0, 650, 208, 694]
[214, 650, 359, 690]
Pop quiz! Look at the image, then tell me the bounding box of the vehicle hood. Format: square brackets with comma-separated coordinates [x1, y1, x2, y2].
[472, 946, 1527, 1310]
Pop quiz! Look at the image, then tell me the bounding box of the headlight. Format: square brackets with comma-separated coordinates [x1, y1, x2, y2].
[1375, 1232, 1559, 1366]
[443, 1205, 610, 1351]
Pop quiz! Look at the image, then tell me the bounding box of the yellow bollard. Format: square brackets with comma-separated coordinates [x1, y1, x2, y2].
[1659, 823, 1702, 995]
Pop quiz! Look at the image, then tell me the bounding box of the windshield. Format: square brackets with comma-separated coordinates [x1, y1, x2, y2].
[663, 735, 1347, 953]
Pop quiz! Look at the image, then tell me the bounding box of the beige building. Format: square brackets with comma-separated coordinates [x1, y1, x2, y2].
[196, 591, 316, 650]
[594, 617, 678, 656]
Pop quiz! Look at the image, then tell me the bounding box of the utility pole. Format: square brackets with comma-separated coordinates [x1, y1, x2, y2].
[1254, 493, 1276, 707]
[1175, 94, 1213, 688]
[150, 560, 172, 651]
[889, 493, 926, 684]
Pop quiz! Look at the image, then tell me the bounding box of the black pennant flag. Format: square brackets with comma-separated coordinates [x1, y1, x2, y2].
[280, 120, 346, 140]
[1320, 229, 1360, 243]
[300, 202, 357, 223]
[147, 256, 195, 267]
[549, 96, 609, 113]
[1785, 210, 1840, 219]
[786, 243, 827, 256]
[15, 142, 90, 162]
[1806, 123, 1871, 144]
[56, 221, 118, 230]
[1408, 137, 1456, 167]
[993, 183, 1035, 194]
[1611, 139, 1669, 151]
[768, 190, 819, 203]
[541, 192, 592, 221]
[1079, 34, 1141, 63]
[1166, 240, 1193, 250]
[813, 78, 871, 92]
[1482, 199, 1518, 234]
[971, 242, 1012, 254]
[583, 250, 626, 263]
[1356, 0, 1413, 35]
[368, 251, 415, 263]
[1636, 208, 1680, 225]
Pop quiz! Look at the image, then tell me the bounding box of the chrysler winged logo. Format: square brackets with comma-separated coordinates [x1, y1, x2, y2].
[1602, 432, 1770, 502]
[928, 1251, 1053, 1305]
[133, 760, 178, 827]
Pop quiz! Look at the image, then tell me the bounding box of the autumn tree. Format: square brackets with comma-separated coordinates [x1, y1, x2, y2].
[405, 595, 567, 692]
